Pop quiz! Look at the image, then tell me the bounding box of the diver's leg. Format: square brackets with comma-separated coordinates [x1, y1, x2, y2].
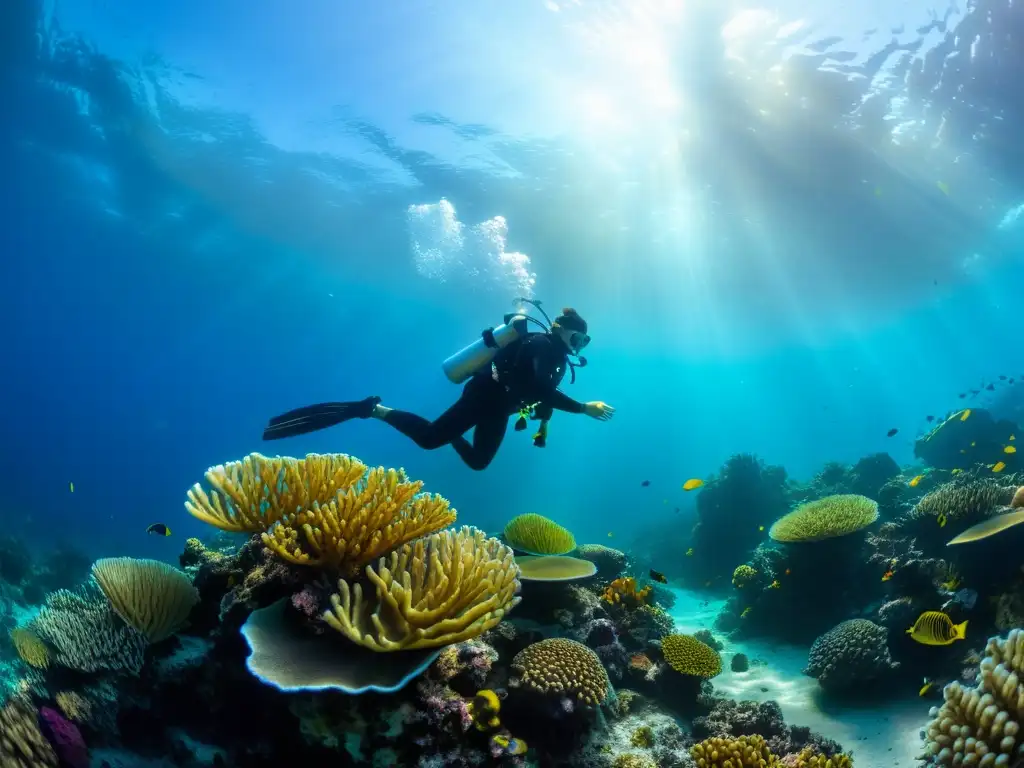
[375, 390, 480, 450]
[450, 411, 509, 471]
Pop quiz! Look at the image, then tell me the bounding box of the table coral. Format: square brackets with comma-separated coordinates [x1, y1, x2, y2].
[804, 619, 898, 692]
[920, 628, 1024, 765]
[769, 495, 879, 543]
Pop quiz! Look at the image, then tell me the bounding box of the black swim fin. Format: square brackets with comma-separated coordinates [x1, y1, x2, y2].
[262, 396, 381, 441]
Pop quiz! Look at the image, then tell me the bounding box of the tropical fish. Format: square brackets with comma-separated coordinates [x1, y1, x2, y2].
[881, 570, 894, 582]
[685, 548, 694, 557]
[740, 607, 753, 618]
[993, 461, 1007, 473]
[490, 734, 528, 756]
[758, 525, 765, 532]
[683, 478, 704, 492]
[926, 415, 935, 422]
[887, 428, 898, 438]
[919, 679, 934, 697]
[958, 393, 966, 399]
[936, 512, 947, 528]
[641, 480, 650, 487]
[1011, 435, 1016, 441]
[940, 576, 960, 591]
[769, 580, 780, 589]
[960, 409, 972, 422]
[971, 442, 976, 447]
[607, 532, 614, 538]
[69, 482, 74, 493]
[468, 690, 501, 732]
[909, 475, 924, 488]
[146, 523, 172, 537]
[986, 383, 996, 392]
[951, 469, 962, 475]
[1000, 375, 1007, 381]
[784, 569, 791, 576]
[649, 569, 668, 584]
[1005, 446, 1017, 454]
[906, 611, 968, 646]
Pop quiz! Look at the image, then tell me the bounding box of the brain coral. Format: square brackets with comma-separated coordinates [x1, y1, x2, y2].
[804, 619, 899, 692]
[769, 494, 878, 542]
[661, 633, 722, 678]
[503, 513, 576, 555]
[920, 628, 1024, 766]
[690, 734, 778, 767]
[511, 637, 609, 705]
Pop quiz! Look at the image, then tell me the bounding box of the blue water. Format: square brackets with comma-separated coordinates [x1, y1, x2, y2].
[2, 0, 1023, 565]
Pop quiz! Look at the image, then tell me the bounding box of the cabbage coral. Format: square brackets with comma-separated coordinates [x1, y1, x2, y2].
[769, 494, 878, 542]
[324, 526, 520, 651]
[503, 513, 576, 555]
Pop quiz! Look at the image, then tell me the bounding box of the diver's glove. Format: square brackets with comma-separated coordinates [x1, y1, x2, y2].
[583, 401, 615, 421]
[532, 420, 549, 448]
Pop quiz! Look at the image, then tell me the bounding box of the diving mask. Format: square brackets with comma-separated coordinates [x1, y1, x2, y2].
[568, 331, 590, 355]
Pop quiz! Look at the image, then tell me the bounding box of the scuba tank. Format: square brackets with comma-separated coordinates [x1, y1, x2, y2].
[442, 314, 529, 384]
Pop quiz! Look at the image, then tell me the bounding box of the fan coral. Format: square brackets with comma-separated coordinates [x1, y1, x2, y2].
[920, 628, 1024, 765]
[769, 495, 879, 542]
[503, 513, 576, 555]
[91, 557, 199, 643]
[575, 544, 628, 579]
[324, 526, 520, 651]
[804, 619, 899, 692]
[732, 564, 758, 588]
[27, 580, 148, 674]
[910, 479, 1015, 525]
[9, 628, 49, 669]
[601, 577, 652, 608]
[691, 734, 778, 767]
[0, 698, 58, 768]
[661, 634, 722, 678]
[510, 637, 609, 705]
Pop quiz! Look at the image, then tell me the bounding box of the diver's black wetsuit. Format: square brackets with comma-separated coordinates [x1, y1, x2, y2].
[382, 332, 585, 470]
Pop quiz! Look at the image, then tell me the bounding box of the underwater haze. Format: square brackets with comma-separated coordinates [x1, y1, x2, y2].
[5, 1, 1024, 766]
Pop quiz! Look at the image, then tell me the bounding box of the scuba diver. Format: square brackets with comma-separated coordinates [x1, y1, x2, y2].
[262, 301, 615, 470]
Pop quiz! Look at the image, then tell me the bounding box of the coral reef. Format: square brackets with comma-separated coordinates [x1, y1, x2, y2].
[920, 628, 1024, 765]
[804, 618, 899, 693]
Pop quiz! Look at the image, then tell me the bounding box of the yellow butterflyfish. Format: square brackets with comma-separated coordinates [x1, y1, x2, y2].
[1004, 445, 1017, 454]
[685, 548, 694, 556]
[909, 474, 924, 487]
[919, 679, 934, 697]
[682, 478, 704, 492]
[993, 461, 1006, 473]
[906, 611, 967, 646]
[960, 409, 971, 422]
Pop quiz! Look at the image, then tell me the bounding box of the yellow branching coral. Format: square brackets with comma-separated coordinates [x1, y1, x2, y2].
[690, 734, 778, 767]
[511, 637, 609, 705]
[769, 494, 878, 543]
[185, 452, 367, 533]
[262, 463, 457, 572]
[9, 628, 49, 670]
[323, 526, 520, 651]
[55, 691, 92, 724]
[601, 577, 652, 608]
[793, 748, 853, 768]
[0, 698, 58, 768]
[732, 564, 757, 589]
[661, 633, 722, 678]
[503, 513, 576, 555]
[92, 557, 200, 643]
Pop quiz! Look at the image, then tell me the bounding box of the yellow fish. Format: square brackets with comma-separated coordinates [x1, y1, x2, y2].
[940, 577, 961, 591]
[919, 679, 934, 697]
[685, 548, 694, 556]
[1010, 434, 1016, 441]
[769, 580, 780, 589]
[951, 468, 962, 475]
[993, 461, 1007, 473]
[909, 475, 924, 487]
[682, 478, 704, 492]
[1005, 445, 1017, 454]
[607, 532, 614, 538]
[971, 441, 976, 447]
[69, 482, 74, 493]
[740, 606, 752, 618]
[881, 569, 893, 582]
[906, 611, 967, 646]
[758, 525, 765, 532]
[936, 512, 947, 528]
[960, 409, 971, 422]
[937, 180, 950, 195]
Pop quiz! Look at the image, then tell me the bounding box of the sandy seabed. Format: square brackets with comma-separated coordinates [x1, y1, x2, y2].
[670, 588, 928, 766]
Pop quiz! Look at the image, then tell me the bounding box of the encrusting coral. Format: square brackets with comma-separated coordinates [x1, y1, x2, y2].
[510, 637, 609, 706]
[804, 619, 898, 692]
[660, 633, 723, 678]
[91, 557, 200, 643]
[920, 628, 1024, 765]
[323, 526, 521, 651]
[503, 513, 576, 556]
[186, 452, 457, 573]
[769, 495, 879, 543]
[690, 734, 778, 766]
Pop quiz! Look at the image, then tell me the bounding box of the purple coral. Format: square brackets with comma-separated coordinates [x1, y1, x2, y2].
[39, 706, 88, 768]
[290, 586, 320, 618]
